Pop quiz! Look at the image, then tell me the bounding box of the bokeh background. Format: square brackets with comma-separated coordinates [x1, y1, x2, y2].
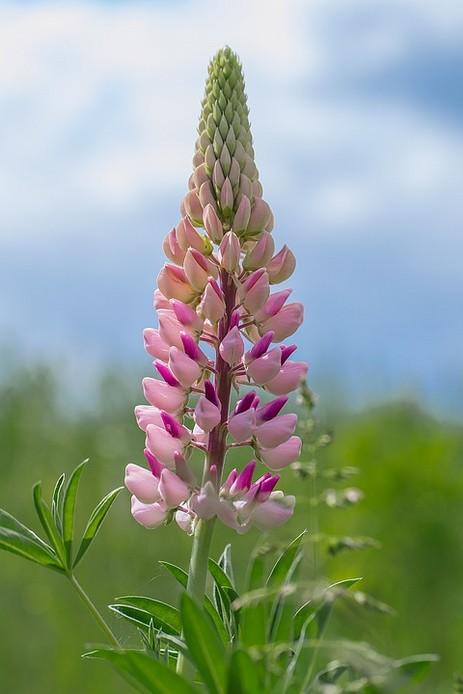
[1, 1, 462, 692]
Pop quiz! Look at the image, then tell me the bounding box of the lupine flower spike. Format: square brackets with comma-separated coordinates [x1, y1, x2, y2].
[125, 46, 307, 535]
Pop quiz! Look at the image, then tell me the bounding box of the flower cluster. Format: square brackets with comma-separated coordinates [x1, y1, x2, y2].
[125, 47, 307, 535]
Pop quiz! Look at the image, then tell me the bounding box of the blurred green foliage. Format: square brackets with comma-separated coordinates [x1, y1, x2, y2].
[0, 364, 462, 692]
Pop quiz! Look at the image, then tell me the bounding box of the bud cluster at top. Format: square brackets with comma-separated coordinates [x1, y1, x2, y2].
[125, 47, 308, 536]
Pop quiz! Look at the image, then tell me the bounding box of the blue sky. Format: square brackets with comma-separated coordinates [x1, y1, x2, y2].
[0, 0, 462, 416]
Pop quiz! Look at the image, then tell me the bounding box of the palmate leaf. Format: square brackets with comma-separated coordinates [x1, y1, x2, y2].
[208, 558, 240, 638]
[83, 647, 198, 694]
[32, 482, 66, 566]
[159, 561, 229, 643]
[181, 592, 227, 694]
[73, 486, 123, 567]
[111, 596, 181, 634]
[62, 459, 88, 567]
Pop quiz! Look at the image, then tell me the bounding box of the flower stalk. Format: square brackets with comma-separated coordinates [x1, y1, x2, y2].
[125, 46, 307, 647]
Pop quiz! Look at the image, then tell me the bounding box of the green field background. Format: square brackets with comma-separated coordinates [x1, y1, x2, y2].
[1, 365, 462, 693]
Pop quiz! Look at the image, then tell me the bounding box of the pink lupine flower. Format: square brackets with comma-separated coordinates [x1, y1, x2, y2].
[265, 361, 309, 395]
[260, 302, 304, 342]
[259, 436, 302, 470]
[131, 497, 168, 529]
[219, 326, 244, 365]
[267, 245, 296, 284]
[168, 347, 202, 388]
[143, 328, 170, 360]
[142, 378, 187, 413]
[125, 464, 160, 504]
[158, 469, 189, 508]
[157, 264, 196, 303]
[129, 47, 307, 540]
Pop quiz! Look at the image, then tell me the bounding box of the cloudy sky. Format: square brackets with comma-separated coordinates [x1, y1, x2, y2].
[1, 0, 462, 415]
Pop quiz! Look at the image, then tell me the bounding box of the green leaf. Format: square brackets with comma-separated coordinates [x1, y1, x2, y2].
[267, 531, 307, 588]
[73, 486, 123, 567]
[62, 459, 88, 567]
[0, 527, 63, 572]
[239, 549, 268, 647]
[226, 649, 261, 694]
[83, 648, 198, 694]
[218, 544, 235, 588]
[159, 561, 188, 587]
[0, 507, 53, 552]
[209, 558, 239, 639]
[32, 482, 66, 566]
[393, 654, 439, 689]
[181, 592, 227, 694]
[159, 561, 229, 644]
[112, 597, 181, 634]
[316, 577, 362, 637]
[51, 473, 65, 532]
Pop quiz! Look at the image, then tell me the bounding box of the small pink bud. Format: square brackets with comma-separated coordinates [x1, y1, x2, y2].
[168, 346, 202, 388]
[155, 361, 180, 387]
[160, 411, 191, 442]
[171, 300, 203, 333]
[260, 302, 304, 341]
[131, 496, 168, 529]
[180, 332, 208, 366]
[232, 195, 251, 235]
[143, 328, 170, 361]
[180, 216, 205, 252]
[218, 231, 241, 272]
[194, 395, 221, 432]
[256, 289, 292, 320]
[265, 361, 308, 395]
[246, 348, 282, 385]
[267, 245, 296, 284]
[146, 424, 187, 467]
[280, 344, 297, 364]
[134, 405, 165, 432]
[247, 198, 272, 234]
[199, 180, 217, 210]
[157, 264, 196, 303]
[198, 278, 226, 323]
[159, 469, 189, 508]
[203, 204, 224, 243]
[243, 232, 275, 270]
[190, 481, 219, 519]
[142, 378, 187, 413]
[184, 248, 218, 292]
[259, 436, 302, 470]
[228, 408, 256, 443]
[183, 190, 203, 226]
[256, 475, 280, 502]
[144, 448, 165, 478]
[219, 326, 244, 365]
[221, 468, 238, 494]
[163, 228, 185, 265]
[234, 391, 258, 415]
[255, 396, 288, 423]
[255, 413, 297, 448]
[251, 494, 295, 530]
[174, 451, 196, 485]
[220, 177, 234, 213]
[247, 331, 274, 361]
[240, 269, 270, 314]
[125, 464, 160, 504]
[230, 460, 256, 495]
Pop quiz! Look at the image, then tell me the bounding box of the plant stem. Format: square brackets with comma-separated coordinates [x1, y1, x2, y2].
[68, 573, 120, 648]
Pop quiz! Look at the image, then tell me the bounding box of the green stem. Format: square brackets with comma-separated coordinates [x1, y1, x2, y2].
[176, 518, 216, 675]
[68, 573, 120, 648]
